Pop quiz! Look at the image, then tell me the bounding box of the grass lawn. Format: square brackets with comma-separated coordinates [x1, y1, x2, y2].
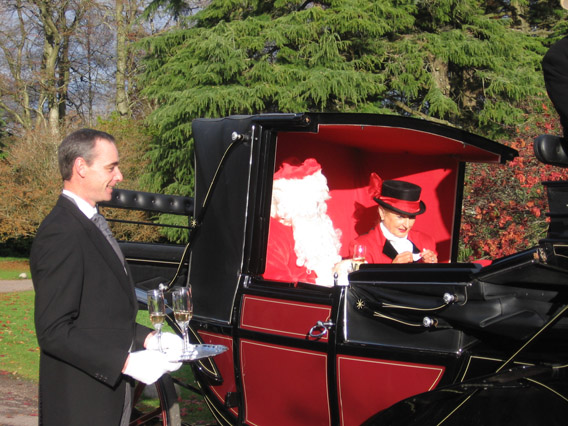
[0, 258, 215, 424]
[0, 257, 31, 280]
[0, 291, 38, 380]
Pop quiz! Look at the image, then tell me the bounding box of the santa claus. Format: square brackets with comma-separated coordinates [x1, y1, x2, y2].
[264, 158, 342, 287]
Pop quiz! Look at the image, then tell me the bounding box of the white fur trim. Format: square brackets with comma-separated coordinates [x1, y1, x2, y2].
[271, 171, 342, 286]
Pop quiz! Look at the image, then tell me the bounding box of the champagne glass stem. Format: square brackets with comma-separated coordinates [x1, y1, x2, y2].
[182, 325, 190, 354]
[157, 327, 163, 352]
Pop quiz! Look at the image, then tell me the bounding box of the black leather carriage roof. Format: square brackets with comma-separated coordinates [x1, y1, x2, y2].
[193, 113, 518, 164]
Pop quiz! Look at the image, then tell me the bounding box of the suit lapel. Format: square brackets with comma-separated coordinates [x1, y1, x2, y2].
[58, 196, 136, 308]
[382, 240, 398, 260]
[382, 237, 421, 262]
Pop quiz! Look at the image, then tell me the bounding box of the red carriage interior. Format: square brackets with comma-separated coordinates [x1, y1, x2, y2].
[265, 123, 502, 281]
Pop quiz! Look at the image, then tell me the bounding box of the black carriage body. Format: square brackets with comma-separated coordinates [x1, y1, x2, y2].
[113, 113, 568, 425]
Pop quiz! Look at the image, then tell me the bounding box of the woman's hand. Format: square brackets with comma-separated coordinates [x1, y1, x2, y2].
[392, 250, 437, 264]
[392, 251, 414, 264]
[420, 249, 438, 263]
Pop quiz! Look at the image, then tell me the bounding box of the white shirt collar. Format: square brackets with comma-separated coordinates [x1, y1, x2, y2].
[62, 190, 98, 219]
[380, 222, 421, 261]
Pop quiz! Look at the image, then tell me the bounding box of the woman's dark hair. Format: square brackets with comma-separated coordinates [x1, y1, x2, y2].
[58, 129, 115, 181]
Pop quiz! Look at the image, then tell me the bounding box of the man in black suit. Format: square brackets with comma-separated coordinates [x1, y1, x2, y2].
[543, 1, 568, 141]
[31, 129, 181, 425]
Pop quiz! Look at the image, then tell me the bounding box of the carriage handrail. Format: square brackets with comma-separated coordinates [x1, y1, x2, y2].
[100, 188, 194, 216]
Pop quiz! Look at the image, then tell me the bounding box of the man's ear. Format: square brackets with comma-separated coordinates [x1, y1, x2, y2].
[74, 157, 88, 178]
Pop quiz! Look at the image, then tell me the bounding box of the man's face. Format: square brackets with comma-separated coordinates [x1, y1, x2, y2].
[82, 138, 123, 206]
[380, 207, 416, 238]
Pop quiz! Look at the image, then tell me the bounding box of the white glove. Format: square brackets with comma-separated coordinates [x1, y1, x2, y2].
[123, 350, 182, 385]
[146, 332, 184, 361]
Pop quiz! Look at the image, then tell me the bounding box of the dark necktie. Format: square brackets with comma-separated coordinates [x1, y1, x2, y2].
[91, 213, 126, 267]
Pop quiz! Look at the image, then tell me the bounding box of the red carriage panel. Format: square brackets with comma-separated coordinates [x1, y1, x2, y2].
[336, 355, 445, 425]
[240, 340, 331, 426]
[240, 295, 332, 341]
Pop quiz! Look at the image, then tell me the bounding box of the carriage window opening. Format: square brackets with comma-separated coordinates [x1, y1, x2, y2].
[263, 157, 449, 286]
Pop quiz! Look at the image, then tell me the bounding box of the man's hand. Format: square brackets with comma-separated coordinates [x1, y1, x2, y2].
[146, 331, 183, 360]
[123, 350, 182, 385]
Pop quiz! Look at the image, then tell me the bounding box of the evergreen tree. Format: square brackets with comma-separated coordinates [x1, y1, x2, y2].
[138, 0, 565, 200]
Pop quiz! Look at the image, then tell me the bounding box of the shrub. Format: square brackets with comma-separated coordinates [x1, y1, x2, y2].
[459, 105, 568, 261]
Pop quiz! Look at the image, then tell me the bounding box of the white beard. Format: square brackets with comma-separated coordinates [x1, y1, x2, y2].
[271, 171, 342, 286]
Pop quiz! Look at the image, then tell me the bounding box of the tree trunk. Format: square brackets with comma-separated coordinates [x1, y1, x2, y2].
[36, 0, 62, 134]
[115, 0, 130, 116]
[34, 0, 83, 135]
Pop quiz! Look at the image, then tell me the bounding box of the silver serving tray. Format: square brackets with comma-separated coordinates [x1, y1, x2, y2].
[173, 344, 228, 362]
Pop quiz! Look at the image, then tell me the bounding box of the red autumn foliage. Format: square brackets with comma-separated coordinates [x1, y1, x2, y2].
[459, 111, 568, 261]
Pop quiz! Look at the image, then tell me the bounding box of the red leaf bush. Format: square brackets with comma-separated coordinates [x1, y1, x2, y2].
[460, 110, 568, 262]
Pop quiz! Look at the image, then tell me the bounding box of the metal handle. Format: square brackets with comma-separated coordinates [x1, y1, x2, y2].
[308, 320, 334, 338]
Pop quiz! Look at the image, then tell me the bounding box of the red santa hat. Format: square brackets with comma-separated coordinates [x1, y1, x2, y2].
[274, 158, 322, 180]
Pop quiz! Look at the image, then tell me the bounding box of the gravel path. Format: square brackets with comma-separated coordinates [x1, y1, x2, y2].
[0, 280, 38, 426]
[0, 280, 33, 294]
[0, 373, 38, 426]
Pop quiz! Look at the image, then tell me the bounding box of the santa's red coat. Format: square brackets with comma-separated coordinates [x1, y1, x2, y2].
[264, 219, 317, 284]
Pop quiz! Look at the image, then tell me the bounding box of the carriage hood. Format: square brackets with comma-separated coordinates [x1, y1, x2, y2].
[190, 113, 517, 324]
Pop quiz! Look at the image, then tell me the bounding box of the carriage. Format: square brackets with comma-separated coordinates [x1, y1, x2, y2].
[104, 113, 568, 425]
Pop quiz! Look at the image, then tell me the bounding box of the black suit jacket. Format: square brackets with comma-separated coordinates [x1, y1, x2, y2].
[31, 195, 151, 425]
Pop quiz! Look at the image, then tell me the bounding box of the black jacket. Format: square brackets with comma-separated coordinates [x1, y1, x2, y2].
[31, 196, 151, 425]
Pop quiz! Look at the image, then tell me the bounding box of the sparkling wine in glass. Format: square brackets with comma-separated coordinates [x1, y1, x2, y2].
[172, 286, 194, 360]
[147, 289, 165, 352]
[352, 243, 367, 271]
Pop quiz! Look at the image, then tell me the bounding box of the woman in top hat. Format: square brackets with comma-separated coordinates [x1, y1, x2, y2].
[349, 174, 438, 264]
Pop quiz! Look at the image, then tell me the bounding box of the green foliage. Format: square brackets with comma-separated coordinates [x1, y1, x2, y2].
[142, 0, 193, 20]
[138, 0, 566, 202]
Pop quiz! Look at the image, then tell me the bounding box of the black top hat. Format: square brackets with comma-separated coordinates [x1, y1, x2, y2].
[374, 180, 426, 216]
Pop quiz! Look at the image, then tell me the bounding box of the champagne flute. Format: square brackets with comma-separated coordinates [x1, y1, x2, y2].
[147, 289, 166, 352]
[172, 286, 193, 360]
[352, 243, 367, 271]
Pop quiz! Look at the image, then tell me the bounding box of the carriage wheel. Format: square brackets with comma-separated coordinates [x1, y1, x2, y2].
[130, 374, 181, 426]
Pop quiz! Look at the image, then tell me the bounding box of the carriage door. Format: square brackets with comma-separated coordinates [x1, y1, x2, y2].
[237, 284, 337, 426]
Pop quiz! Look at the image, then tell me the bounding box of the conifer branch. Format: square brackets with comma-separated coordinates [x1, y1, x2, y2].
[393, 100, 454, 127]
[137, 0, 555, 200]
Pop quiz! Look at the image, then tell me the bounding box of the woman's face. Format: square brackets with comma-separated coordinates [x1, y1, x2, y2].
[379, 207, 416, 238]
